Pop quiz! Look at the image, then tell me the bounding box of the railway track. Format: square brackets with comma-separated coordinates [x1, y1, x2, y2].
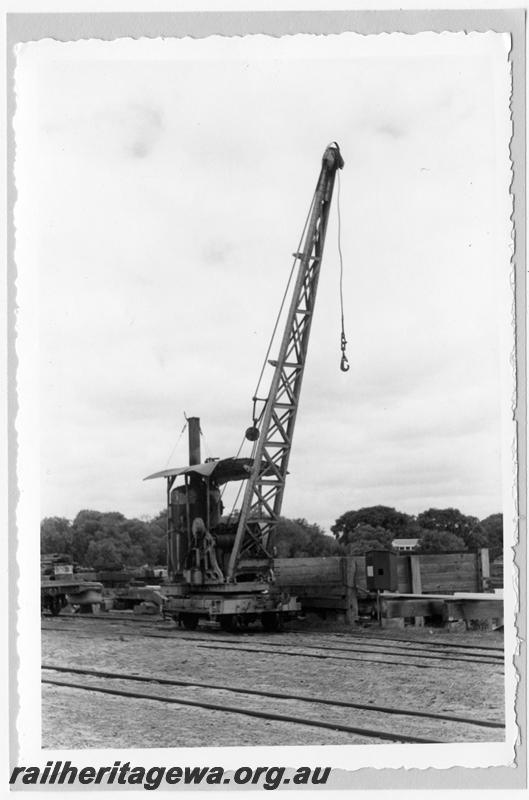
[322, 631, 504, 654]
[42, 619, 504, 670]
[42, 664, 504, 745]
[184, 635, 504, 665]
[42, 611, 504, 653]
[192, 642, 500, 670]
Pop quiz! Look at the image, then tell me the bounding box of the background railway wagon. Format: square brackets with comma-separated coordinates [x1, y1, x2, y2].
[273, 549, 500, 625]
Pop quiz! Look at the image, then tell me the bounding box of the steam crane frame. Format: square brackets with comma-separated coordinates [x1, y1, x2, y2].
[145, 143, 344, 630]
[227, 142, 344, 582]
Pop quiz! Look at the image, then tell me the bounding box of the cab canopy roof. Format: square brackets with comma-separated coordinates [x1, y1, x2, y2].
[144, 457, 253, 485]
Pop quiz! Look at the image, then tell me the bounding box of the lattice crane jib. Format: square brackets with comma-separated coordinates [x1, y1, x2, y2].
[226, 143, 344, 581]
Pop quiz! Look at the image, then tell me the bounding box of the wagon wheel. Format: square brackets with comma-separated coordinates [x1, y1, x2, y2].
[49, 596, 64, 617]
[219, 614, 239, 632]
[180, 613, 199, 630]
[261, 612, 282, 633]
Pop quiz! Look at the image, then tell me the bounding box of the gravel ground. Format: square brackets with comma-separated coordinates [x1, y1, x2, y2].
[41, 617, 505, 749]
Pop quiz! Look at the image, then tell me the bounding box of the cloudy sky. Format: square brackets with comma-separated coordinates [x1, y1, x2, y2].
[15, 32, 512, 532]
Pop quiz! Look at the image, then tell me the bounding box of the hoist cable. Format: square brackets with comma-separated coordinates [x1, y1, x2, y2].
[250, 188, 317, 418]
[220, 432, 246, 501]
[225, 432, 260, 517]
[164, 418, 188, 468]
[337, 171, 345, 329]
[227, 479, 245, 520]
[231, 189, 318, 501]
[336, 170, 349, 372]
[199, 423, 211, 460]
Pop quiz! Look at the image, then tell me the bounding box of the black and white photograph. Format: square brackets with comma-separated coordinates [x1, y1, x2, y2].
[9, 9, 523, 793]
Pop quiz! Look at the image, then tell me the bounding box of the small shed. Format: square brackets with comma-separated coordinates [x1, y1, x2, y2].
[392, 538, 419, 552]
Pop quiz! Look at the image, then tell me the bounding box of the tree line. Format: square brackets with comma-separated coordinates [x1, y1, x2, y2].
[40, 505, 503, 571]
[329, 506, 502, 560]
[41, 510, 167, 571]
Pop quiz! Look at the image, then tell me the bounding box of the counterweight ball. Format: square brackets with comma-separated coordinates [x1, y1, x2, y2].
[245, 426, 260, 441]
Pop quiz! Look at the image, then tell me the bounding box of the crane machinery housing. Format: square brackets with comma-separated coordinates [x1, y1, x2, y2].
[145, 142, 345, 631]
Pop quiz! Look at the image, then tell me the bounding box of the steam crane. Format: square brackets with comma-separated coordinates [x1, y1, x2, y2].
[145, 143, 345, 631]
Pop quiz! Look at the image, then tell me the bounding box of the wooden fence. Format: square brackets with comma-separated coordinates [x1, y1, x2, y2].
[273, 549, 493, 619]
[490, 557, 504, 589]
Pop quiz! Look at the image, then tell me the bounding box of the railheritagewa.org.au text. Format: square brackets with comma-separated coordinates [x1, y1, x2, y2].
[10, 761, 331, 790]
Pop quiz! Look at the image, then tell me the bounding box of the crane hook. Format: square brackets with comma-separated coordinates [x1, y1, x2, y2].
[340, 331, 350, 372]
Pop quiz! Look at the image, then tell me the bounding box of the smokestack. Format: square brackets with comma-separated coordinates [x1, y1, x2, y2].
[188, 417, 201, 465]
